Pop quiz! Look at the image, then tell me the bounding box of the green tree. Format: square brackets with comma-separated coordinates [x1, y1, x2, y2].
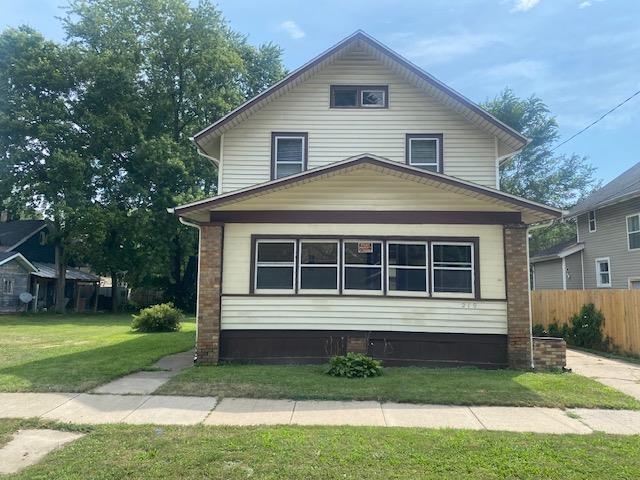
[482, 88, 600, 252]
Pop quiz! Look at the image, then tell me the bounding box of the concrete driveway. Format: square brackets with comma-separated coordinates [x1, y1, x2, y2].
[567, 349, 640, 400]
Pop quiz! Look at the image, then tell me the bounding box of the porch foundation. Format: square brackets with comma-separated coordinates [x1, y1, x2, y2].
[196, 224, 223, 365]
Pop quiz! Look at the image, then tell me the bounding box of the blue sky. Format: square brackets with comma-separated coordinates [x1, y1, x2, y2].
[3, 0, 639, 183]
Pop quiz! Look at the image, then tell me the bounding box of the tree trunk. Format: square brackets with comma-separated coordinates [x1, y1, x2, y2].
[111, 271, 119, 313]
[54, 244, 67, 314]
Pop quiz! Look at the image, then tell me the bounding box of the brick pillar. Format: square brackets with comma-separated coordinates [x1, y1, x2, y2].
[504, 223, 532, 369]
[196, 224, 223, 365]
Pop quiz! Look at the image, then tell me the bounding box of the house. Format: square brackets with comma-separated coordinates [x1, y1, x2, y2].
[0, 219, 100, 312]
[531, 162, 640, 290]
[171, 31, 561, 368]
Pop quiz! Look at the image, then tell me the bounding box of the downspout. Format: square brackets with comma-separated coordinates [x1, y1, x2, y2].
[189, 136, 220, 167]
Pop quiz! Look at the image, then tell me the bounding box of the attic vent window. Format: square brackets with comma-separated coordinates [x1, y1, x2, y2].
[330, 85, 388, 108]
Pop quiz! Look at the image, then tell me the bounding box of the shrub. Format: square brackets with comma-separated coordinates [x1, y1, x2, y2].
[326, 352, 383, 378]
[567, 303, 605, 349]
[131, 303, 184, 333]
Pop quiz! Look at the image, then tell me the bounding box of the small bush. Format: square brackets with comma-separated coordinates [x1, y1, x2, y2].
[131, 303, 184, 333]
[568, 303, 605, 349]
[326, 352, 383, 378]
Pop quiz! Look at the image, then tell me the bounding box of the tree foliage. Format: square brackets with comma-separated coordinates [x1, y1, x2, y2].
[0, 0, 285, 311]
[482, 88, 601, 252]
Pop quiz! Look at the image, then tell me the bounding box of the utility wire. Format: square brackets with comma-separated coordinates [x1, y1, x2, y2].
[550, 88, 640, 152]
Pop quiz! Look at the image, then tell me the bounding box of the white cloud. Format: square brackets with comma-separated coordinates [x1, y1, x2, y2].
[512, 0, 541, 12]
[398, 33, 502, 63]
[279, 21, 305, 40]
[579, 1, 592, 8]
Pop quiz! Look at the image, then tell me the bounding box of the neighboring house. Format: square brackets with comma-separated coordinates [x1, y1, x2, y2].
[531, 162, 640, 290]
[0, 252, 37, 313]
[0, 219, 100, 312]
[172, 31, 561, 368]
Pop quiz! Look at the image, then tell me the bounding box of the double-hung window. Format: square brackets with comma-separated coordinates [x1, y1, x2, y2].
[595, 257, 611, 287]
[406, 134, 442, 172]
[627, 214, 640, 250]
[254, 240, 296, 293]
[1, 278, 13, 295]
[343, 241, 383, 294]
[271, 133, 307, 180]
[298, 241, 339, 293]
[387, 242, 428, 296]
[588, 210, 597, 232]
[431, 242, 474, 298]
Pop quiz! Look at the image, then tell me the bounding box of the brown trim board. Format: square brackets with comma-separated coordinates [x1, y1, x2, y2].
[193, 31, 527, 149]
[210, 210, 521, 224]
[176, 156, 560, 218]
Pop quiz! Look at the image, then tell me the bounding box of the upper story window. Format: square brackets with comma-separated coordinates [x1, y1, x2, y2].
[271, 133, 307, 180]
[406, 134, 443, 173]
[627, 213, 640, 250]
[330, 85, 388, 108]
[588, 210, 597, 232]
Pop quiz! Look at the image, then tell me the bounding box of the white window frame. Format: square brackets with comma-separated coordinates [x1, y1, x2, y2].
[408, 137, 440, 172]
[626, 213, 640, 251]
[274, 135, 305, 179]
[430, 241, 475, 299]
[2, 278, 14, 295]
[342, 240, 384, 295]
[588, 210, 597, 232]
[360, 88, 386, 108]
[254, 239, 296, 294]
[628, 277, 640, 290]
[595, 257, 612, 288]
[386, 241, 429, 297]
[298, 240, 339, 294]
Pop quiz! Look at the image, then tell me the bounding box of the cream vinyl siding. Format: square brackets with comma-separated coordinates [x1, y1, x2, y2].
[222, 223, 505, 299]
[221, 296, 507, 334]
[220, 49, 499, 193]
[214, 166, 516, 212]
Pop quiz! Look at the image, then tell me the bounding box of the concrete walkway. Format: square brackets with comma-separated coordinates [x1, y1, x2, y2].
[567, 349, 640, 400]
[2, 392, 640, 434]
[91, 350, 194, 395]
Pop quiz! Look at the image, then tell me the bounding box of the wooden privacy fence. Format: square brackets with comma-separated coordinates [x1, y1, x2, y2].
[531, 289, 640, 356]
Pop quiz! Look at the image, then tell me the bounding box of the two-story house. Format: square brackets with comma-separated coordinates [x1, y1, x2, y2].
[531, 162, 640, 290]
[172, 31, 561, 368]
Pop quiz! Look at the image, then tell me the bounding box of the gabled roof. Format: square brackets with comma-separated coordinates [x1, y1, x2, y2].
[530, 240, 584, 263]
[569, 162, 640, 217]
[0, 251, 37, 272]
[192, 31, 528, 157]
[172, 154, 562, 224]
[31, 262, 100, 282]
[0, 220, 47, 251]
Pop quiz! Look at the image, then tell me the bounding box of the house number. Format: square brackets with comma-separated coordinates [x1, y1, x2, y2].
[461, 302, 478, 309]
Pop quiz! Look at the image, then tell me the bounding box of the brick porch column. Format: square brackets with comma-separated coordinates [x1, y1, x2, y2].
[196, 223, 223, 365]
[504, 223, 533, 369]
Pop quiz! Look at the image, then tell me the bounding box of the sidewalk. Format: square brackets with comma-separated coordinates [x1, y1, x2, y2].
[2, 392, 640, 434]
[567, 349, 640, 400]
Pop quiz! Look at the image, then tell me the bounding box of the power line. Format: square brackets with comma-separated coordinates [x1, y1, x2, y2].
[550, 88, 640, 152]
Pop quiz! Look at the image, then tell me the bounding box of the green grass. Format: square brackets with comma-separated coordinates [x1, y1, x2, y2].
[0, 314, 195, 392]
[158, 363, 640, 409]
[2, 419, 640, 479]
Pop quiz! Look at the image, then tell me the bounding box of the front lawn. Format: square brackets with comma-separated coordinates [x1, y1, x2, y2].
[2, 419, 640, 479]
[0, 314, 195, 392]
[157, 363, 640, 409]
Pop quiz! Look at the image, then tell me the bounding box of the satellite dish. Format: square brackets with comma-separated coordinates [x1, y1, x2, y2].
[19, 292, 33, 304]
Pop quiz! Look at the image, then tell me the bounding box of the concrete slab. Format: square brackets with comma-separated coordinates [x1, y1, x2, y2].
[292, 400, 386, 426]
[152, 350, 194, 371]
[205, 398, 295, 426]
[92, 371, 174, 395]
[124, 395, 217, 425]
[0, 429, 84, 475]
[570, 409, 640, 434]
[567, 350, 640, 401]
[42, 394, 149, 424]
[470, 406, 592, 434]
[382, 403, 483, 429]
[0, 393, 78, 419]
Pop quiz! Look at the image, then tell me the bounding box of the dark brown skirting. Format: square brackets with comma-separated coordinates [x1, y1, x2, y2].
[219, 330, 508, 368]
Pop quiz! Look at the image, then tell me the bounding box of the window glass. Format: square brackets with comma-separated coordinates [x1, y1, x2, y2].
[274, 136, 304, 179]
[596, 259, 611, 287]
[361, 89, 385, 107]
[344, 242, 382, 265]
[299, 242, 338, 291]
[588, 210, 597, 232]
[387, 243, 428, 294]
[255, 241, 295, 291]
[344, 241, 383, 292]
[628, 215, 640, 249]
[409, 137, 439, 172]
[388, 243, 426, 266]
[432, 243, 473, 295]
[388, 268, 426, 292]
[333, 88, 357, 107]
[344, 267, 381, 290]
